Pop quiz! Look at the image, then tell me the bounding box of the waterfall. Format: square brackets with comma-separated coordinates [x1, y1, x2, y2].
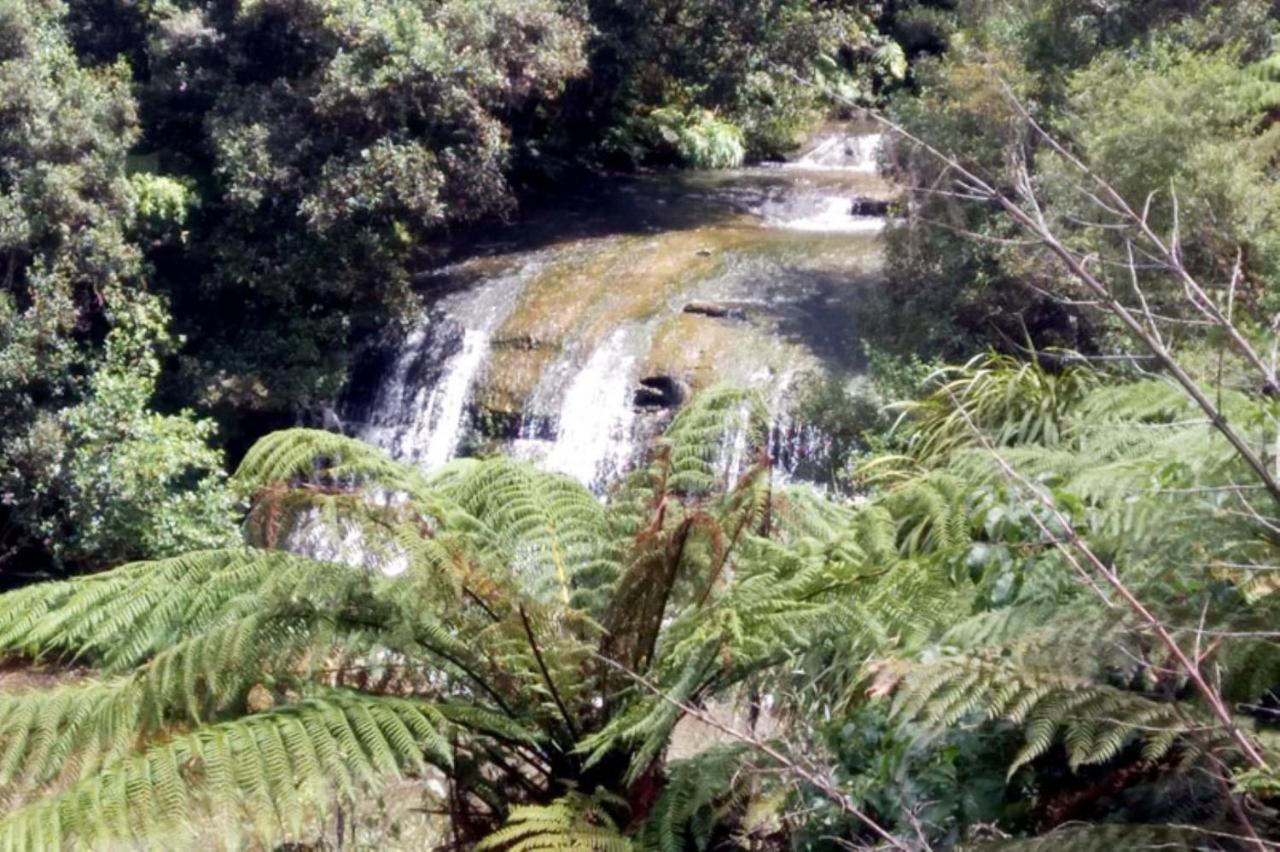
[358, 325, 493, 467]
[343, 125, 889, 495]
[411, 327, 492, 469]
[542, 325, 647, 490]
[354, 260, 536, 470]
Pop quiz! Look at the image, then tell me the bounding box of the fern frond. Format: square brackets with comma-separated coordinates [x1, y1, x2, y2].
[478, 791, 631, 852]
[435, 457, 613, 607]
[0, 549, 355, 669]
[885, 654, 1205, 777]
[235, 428, 436, 502]
[897, 353, 1096, 462]
[634, 744, 751, 852]
[0, 692, 451, 851]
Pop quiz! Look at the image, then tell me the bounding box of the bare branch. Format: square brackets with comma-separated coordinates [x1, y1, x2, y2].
[942, 388, 1271, 772]
[591, 653, 916, 851]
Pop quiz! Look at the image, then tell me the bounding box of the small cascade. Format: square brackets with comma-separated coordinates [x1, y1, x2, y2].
[766, 197, 886, 234]
[739, 129, 889, 233]
[541, 325, 649, 490]
[356, 323, 434, 458]
[785, 131, 883, 172]
[717, 369, 776, 488]
[770, 421, 832, 484]
[719, 406, 753, 489]
[362, 325, 493, 467]
[353, 260, 536, 469]
[763, 372, 799, 482]
[412, 327, 492, 468]
[715, 371, 838, 489]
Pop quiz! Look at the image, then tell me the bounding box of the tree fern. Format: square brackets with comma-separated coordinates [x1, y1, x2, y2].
[633, 744, 752, 852]
[0, 391, 900, 848]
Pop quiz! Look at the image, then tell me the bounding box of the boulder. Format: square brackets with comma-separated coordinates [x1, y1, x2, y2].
[850, 196, 891, 217]
[634, 375, 688, 409]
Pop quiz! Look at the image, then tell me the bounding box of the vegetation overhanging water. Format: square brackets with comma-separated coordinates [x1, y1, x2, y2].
[4, 1, 1280, 849]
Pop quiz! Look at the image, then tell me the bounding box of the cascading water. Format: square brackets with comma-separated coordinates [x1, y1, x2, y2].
[414, 328, 490, 468]
[719, 400, 756, 490]
[747, 128, 887, 234]
[353, 259, 537, 467]
[340, 125, 892, 493]
[784, 131, 883, 172]
[542, 324, 650, 489]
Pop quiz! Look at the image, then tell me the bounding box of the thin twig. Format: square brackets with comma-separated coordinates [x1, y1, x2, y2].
[943, 388, 1271, 771]
[591, 652, 915, 850]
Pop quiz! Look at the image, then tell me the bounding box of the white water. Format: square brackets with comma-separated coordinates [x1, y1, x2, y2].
[362, 327, 494, 467]
[746, 130, 887, 233]
[786, 132, 883, 172]
[767, 197, 887, 234]
[357, 261, 535, 469]
[542, 325, 648, 489]
[719, 367, 777, 488]
[414, 328, 491, 468]
[358, 324, 429, 458]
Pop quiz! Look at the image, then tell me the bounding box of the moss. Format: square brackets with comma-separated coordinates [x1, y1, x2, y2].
[642, 312, 821, 393]
[475, 228, 752, 416]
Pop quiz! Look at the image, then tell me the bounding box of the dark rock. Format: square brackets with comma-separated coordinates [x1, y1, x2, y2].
[850, 197, 890, 217]
[634, 375, 688, 409]
[682, 301, 749, 321]
[462, 405, 535, 444]
[491, 333, 546, 352]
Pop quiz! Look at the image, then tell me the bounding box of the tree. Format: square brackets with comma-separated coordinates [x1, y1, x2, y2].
[869, 0, 1280, 359]
[590, 0, 901, 167]
[0, 0, 232, 577]
[132, 0, 591, 414]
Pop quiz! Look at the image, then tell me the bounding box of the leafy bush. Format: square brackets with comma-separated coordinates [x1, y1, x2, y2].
[606, 106, 746, 169]
[3, 303, 237, 571]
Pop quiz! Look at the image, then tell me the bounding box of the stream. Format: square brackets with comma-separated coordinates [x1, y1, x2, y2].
[340, 126, 890, 492]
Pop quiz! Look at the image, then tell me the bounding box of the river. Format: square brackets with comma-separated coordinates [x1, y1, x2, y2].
[339, 126, 890, 493]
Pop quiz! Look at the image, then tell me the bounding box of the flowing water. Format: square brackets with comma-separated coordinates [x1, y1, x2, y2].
[342, 125, 891, 492]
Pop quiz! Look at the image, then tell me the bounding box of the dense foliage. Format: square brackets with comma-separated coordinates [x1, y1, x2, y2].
[0, 0, 235, 578]
[5, 358, 1280, 847]
[0, 0, 894, 575]
[8, 0, 1280, 847]
[867, 0, 1280, 359]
